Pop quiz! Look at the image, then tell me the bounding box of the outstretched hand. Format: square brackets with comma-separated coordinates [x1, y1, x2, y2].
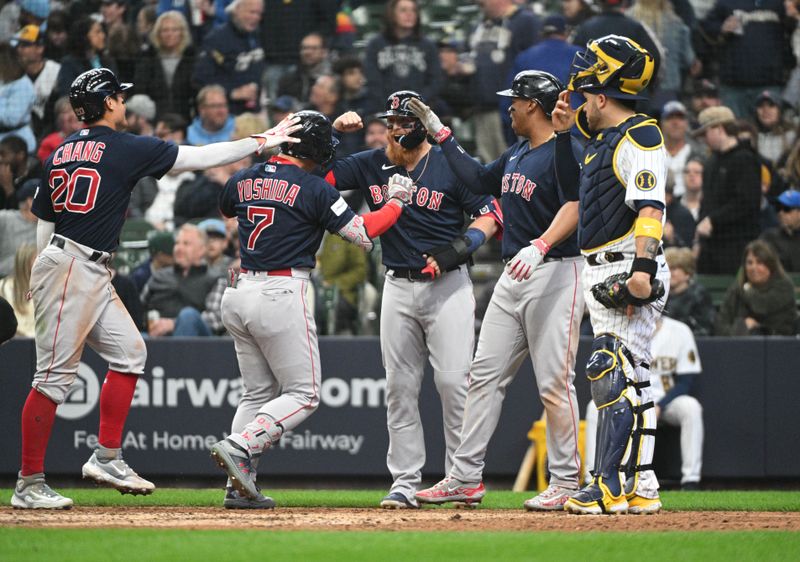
[333, 111, 363, 133]
[407, 99, 445, 136]
[251, 114, 302, 154]
[551, 91, 575, 133]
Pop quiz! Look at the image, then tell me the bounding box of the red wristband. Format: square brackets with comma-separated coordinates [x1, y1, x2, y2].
[532, 238, 551, 254]
[433, 127, 452, 144]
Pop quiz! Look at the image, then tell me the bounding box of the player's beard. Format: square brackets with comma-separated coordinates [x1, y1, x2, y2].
[386, 135, 425, 168]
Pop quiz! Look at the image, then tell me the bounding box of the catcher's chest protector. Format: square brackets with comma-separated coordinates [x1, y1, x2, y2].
[578, 115, 649, 250]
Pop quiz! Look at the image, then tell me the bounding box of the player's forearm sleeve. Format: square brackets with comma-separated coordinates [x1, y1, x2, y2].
[439, 136, 501, 196]
[171, 139, 260, 172]
[555, 132, 580, 201]
[362, 200, 403, 237]
[658, 374, 697, 410]
[36, 220, 54, 253]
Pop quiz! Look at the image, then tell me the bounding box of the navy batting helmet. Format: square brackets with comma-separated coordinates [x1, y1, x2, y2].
[497, 70, 564, 117]
[568, 35, 654, 100]
[70, 68, 133, 122]
[379, 90, 427, 149]
[281, 110, 338, 167]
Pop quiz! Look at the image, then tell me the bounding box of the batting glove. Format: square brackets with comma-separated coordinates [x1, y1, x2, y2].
[386, 173, 416, 206]
[506, 239, 551, 282]
[251, 114, 302, 154]
[407, 99, 451, 143]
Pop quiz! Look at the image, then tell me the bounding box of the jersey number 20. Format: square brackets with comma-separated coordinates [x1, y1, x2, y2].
[49, 168, 100, 213]
[247, 206, 275, 250]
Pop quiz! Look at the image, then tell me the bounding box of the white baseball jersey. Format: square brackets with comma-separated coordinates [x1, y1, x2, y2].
[649, 316, 702, 402]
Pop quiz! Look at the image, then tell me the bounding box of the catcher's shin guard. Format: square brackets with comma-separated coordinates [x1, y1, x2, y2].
[587, 334, 636, 497]
[624, 363, 657, 497]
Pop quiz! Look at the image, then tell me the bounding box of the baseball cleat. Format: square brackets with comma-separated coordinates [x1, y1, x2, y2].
[523, 484, 578, 511]
[564, 478, 627, 515]
[210, 439, 259, 500]
[627, 494, 662, 514]
[380, 492, 419, 509]
[82, 449, 155, 495]
[11, 473, 73, 510]
[223, 486, 276, 510]
[415, 477, 485, 506]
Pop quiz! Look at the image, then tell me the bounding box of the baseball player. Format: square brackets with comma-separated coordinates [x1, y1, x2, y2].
[584, 316, 703, 489]
[12, 68, 301, 510]
[407, 71, 587, 510]
[552, 35, 671, 515]
[209, 111, 415, 509]
[330, 91, 502, 509]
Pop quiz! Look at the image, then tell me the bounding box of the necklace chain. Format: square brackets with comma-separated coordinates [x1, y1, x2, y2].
[406, 150, 430, 185]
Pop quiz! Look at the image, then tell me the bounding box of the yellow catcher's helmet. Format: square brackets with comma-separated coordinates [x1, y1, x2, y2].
[568, 35, 655, 100]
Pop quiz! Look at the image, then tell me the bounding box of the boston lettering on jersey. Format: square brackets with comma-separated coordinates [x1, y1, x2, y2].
[327, 147, 496, 269]
[501, 172, 537, 201]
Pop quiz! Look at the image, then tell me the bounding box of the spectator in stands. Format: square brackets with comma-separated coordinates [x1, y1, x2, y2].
[735, 119, 781, 232]
[0, 180, 37, 278]
[102, 0, 139, 81]
[56, 16, 118, 98]
[110, 265, 145, 332]
[689, 79, 721, 127]
[753, 90, 796, 165]
[136, 5, 158, 53]
[193, 0, 265, 114]
[464, 0, 539, 162]
[0, 244, 36, 338]
[761, 189, 800, 272]
[511, 15, 580, 87]
[260, 0, 338, 100]
[44, 9, 69, 62]
[716, 239, 798, 335]
[134, 10, 197, 122]
[0, 43, 36, 155]
[663, 247, 716, 335]
[680, 156, 705, 221]
[158, 0, 230, 45]
[307, 74, 342, 120]
[131, 231, 175, 292]
[155, 113, 188, 144]
[174, 158, 250, 227]
[36, 97, 82, 163]
[142, 223, 227, 337]
[125, 94, 157, 137]
[334, 57, 368, 156]
[701, 0, 796, 118]
[436, 39, 472, 123]
[364, 115, 389, 150]
[694, 106, 762, 274]
[561, 0, 598, 35]
[630, 0, 698, 107]
[267, 95, 300, 128]
[664, 178, 697, 248]
[232, 113, 268, 140]
[187, 85, 236, 145]
[0, 0, 49, 45]
[363, 0, 441, 115]
[662, 101, 704, 198]
[198, 218, 234, 278]
[11, 25, 60, 139]
[318, 232, 368, 335]
[584, 315, 704, 489]
[277, 31, 331, 104]
[0, 136, 41, 211]
[571, 0, 662, 90]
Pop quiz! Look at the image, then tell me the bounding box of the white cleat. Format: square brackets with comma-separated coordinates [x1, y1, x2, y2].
[82, 449, 155, 495]
[11, 473, 73, 509]
[523, 484, 578, 511]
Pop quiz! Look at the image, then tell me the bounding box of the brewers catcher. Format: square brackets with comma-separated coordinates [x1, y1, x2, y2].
[12, 68, 300, 510]
[553, 35, 670, 515]
[210, 111, 415, 509]
[407, 71, 586, 510]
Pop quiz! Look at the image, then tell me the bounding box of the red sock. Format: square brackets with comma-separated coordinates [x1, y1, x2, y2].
[21, 389, 58, 476]
[98, 370, 139, 449]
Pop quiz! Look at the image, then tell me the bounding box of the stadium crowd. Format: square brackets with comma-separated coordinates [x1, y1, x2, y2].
[2, 0, 800, 338]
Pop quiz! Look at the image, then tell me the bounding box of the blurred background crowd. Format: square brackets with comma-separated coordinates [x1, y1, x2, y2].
[2, 0, 800, 340]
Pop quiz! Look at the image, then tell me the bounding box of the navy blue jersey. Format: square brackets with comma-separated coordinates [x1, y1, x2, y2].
[220, 157, 356, 271]
[32, 126, 178, 252]
[327, 147, 497, 269]
[439, 135, 582, 259]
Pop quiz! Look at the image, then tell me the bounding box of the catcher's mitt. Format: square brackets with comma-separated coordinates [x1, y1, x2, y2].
[591, 272, 665, 309]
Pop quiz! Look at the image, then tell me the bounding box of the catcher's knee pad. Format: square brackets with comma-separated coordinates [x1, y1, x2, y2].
[586, 334, 636, 492]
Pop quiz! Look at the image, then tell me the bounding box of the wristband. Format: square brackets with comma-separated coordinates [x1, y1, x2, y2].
[532, 238, 551, 254]
[463, 227, 486, 254]
[631, 257, 658, 279]
[433, 127, 452, 144]
[634, 217, 663, 240]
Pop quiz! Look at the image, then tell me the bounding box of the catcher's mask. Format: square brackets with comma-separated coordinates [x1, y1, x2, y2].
[568, 35, 654, 100]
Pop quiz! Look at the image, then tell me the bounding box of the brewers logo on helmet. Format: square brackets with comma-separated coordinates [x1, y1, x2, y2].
[568, 35, 654, 100]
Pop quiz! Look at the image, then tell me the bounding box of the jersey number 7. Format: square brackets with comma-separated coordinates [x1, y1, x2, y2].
[246, 206, 275, 250]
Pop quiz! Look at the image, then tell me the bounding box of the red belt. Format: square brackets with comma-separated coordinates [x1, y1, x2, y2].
[239, 268, 292, 276]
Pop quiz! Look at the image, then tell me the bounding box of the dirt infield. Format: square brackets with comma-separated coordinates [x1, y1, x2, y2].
[2, 507, 799, 532]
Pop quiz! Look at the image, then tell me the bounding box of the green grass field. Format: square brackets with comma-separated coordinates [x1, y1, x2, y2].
[1, 489, 799, 562]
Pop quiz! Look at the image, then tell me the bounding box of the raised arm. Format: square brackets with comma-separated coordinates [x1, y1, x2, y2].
[170, 115, 301, 173]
